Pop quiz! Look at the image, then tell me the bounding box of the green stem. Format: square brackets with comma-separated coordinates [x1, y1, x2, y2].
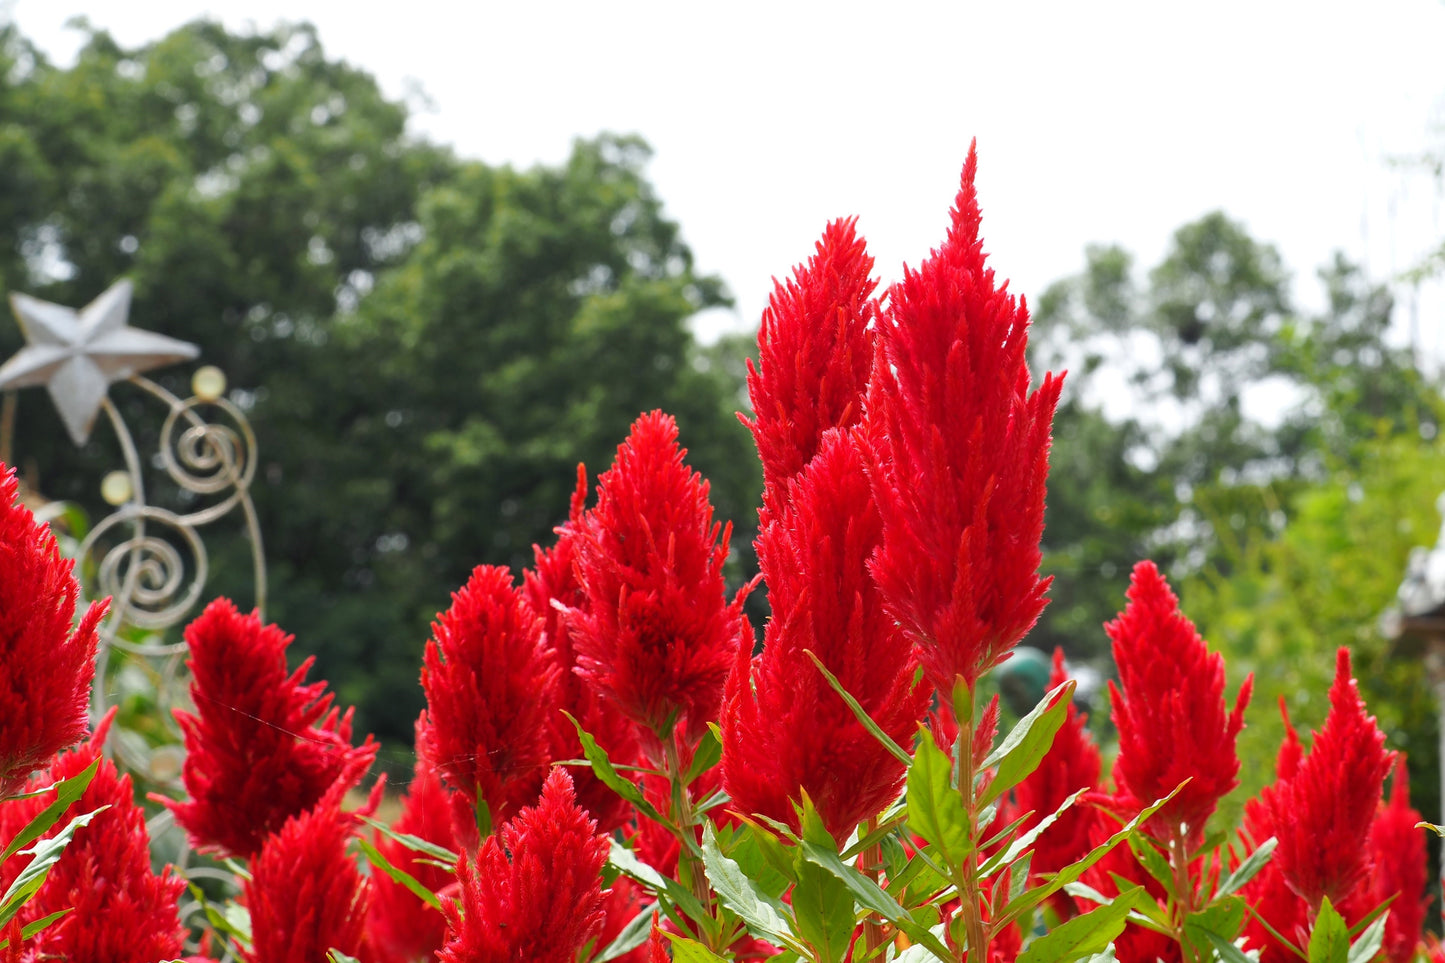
[663, 729, 718, 950]
[1168, 825, 1197, 963]
[860, 815, 887, 960]
[956, 688, 988, 963]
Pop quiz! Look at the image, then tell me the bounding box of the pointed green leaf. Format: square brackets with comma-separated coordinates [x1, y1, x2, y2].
[1126, 835, 1175, 896]
[0, 806, 107, 927]
[1308, 897, 1349, 963]
[907, 727, 973, 866]
[688, 725, 724, 784]
[0, 758, 100, 862]
[805, 650, 911, 765]
[1183, 896, 1247, 960]
[1017, 885, 1143, 963]
[699, 822, 797, 949]
[328, 952, 362, 963]
[664, 933, 731, 963]
[792, 857, 855, 963]
[357, 836, 442, 910]
[567, 713, 665, 823]
[979, 681, 1075, 808]
[1345, 913, 1387, 963]
[980, 789, 1085, 878]
[1216, 837, 1276, 898]
[1203, 930, 1260, 963]
[360, 816, 459, 865]
[608, 838, 710, 925]
[595, 903, 658, 963]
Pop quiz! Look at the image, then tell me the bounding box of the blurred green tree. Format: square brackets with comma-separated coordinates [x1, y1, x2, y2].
[0, 19, 759, 747]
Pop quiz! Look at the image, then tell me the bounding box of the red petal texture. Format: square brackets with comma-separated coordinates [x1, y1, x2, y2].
[421, 564, 560, 829]
[742, 217, 877, 500]
[723, 428, 927, 839]
[525, 473, 640, 833]
[1106, 560, 1252, 841]
[1368, 760, 1428, 963]
[245, 788, 372, 963]
[0, 713, 185, 962]
[867, 144, 1062, 697]
[0, 463, 104, 796]
[570, 411, 751, 748]
[438, 768, 609, 963]
[365, 714, 460, 963]
[169, 598, 378, 858]
[1258, 648, 1395, 910]
[1012, 650, 1102, 894]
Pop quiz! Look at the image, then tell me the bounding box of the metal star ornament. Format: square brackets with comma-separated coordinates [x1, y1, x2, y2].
[0, 279, 199, 445]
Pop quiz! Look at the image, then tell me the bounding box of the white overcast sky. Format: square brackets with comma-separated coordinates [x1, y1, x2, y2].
[9, 1, 1445, 362]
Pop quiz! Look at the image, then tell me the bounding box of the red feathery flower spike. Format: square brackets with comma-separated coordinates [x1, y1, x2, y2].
[723, 428, 927, 838]
[169, 598, 378, 859]
[1106, 561, 1252, 843]
[569, 410, 752, 750]
[1370, 759, 1428, 963]
[0, 463, 104, 797]
[366, 714, 461, 963]
[1256, 648, 1395, 911]
[421, 564, 560, 832]
[438, 768, 609, 963]
[867, 143, 1063, 698]
[743, 217, 878, 500]
[525, 468, 640, 833]
[1013, 649, 1102, 894]
[0, 711, 185, 962]
[245, 788, 372, 963]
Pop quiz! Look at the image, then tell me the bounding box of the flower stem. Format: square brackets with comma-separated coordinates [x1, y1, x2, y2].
[956, 689, 988, 963]
[860, 815, 887, 959]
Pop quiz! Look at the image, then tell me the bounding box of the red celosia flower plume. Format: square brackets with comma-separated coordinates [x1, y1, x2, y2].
[246, 788, 372, 963]
[723, 428, 927, 839]
[1369, 759, 1428, 963]
[524, 470, 640, 833]
[569, 411, 753, 750]
[0, 463, 104, 797]
[1106, 561, 1252, 842]
[866, 144, 1062, 698]
[1256, 648, 1395, 911]
[743, 217, 878, 499]
[438, 768, 609, 963]
[169, 598, 378, 859]
[0, 711, 186, 962]
[366, 715, 461, 963]
[1013, 649, 1101, 895]
[421, 564, 560, 832]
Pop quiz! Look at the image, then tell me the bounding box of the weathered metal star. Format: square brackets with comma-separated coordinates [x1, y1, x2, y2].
[0, 279, 199, 445]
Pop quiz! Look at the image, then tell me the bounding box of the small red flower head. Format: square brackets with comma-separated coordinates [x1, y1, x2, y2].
[1106, 561, 1252, 841]
[723, 428, 927, 839]
[169, 598, 378, 859]
[421, 564, 560, 831]
[0, 712, 186, 962]
[743, 217, 878, 499]
[366, 715, 461, 963]
[245, 789, 372, 963]
[570, 411, 752, 749]
[867, 144, 1063, 698]
[0, 463, 104, 796]
[1257, 648, 1395, 911]
[1013, 650, 1102, 884]
[438, 768, 609, 963]
[1369, 759, 1428, 963]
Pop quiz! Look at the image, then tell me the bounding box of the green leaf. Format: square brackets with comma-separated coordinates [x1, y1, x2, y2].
[359, 816, 459, 865]
[595, 903, 658, 963]
[688, 725, 724, 784]
[791, 857, 855, 963]
[0, 907, 73, 948]
[608, 839, 710, 925]
[729, 817, 798, 892]
[699, 823, 797, 950]
[357, 836, 442, 910]
[1203, 930, 1260, 963]
[1216, 836, 1276, 898]
[0, 806, 107, 927]
[980, 789, 1085, 878]
[663, 932, 731, 963]
[1125, 835, 1175, 895]
[805, 650, 912, 765]
[1308, 897, 1349, 963]
[978, 680, 1076, 808]
[1345, 913, 1387, 963]
[328, 952, 362, 963]
[906, 727, 973, 866]
[567, 713, 665, 823]
[1018, 885, 1143, 963]
[1183, 896, 1247, 960]
[0, 758, 100, 862]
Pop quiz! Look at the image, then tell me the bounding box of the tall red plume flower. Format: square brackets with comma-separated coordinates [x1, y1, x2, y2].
[421, 564, 560, 832]
[1256, 648, 1394, 911]
[0, 463, 104, 796]
[743, 217, 877, 500]
[524, 469, 640, 833]
[1106, 561, 1252, 843]
[1013, 650, 1101, 893]
[866, 144, 1063, 698]
[1369, 759, 1428, 963]
[1241, 700, 1311, 963]
[245, 788, 372, 963]
[169, 598, 378, 859]
[365, 715, 461, 963]
[0, 712, 186, 962]
[569, 411, 752, 751]
[438, 768, 609, 963]
[723, 428, 927, 839]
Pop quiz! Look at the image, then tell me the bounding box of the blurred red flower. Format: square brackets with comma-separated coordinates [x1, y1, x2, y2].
[867, 144, 1062, 699]
[0, 463, 104, 797]
[169, 598, 377, 859]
